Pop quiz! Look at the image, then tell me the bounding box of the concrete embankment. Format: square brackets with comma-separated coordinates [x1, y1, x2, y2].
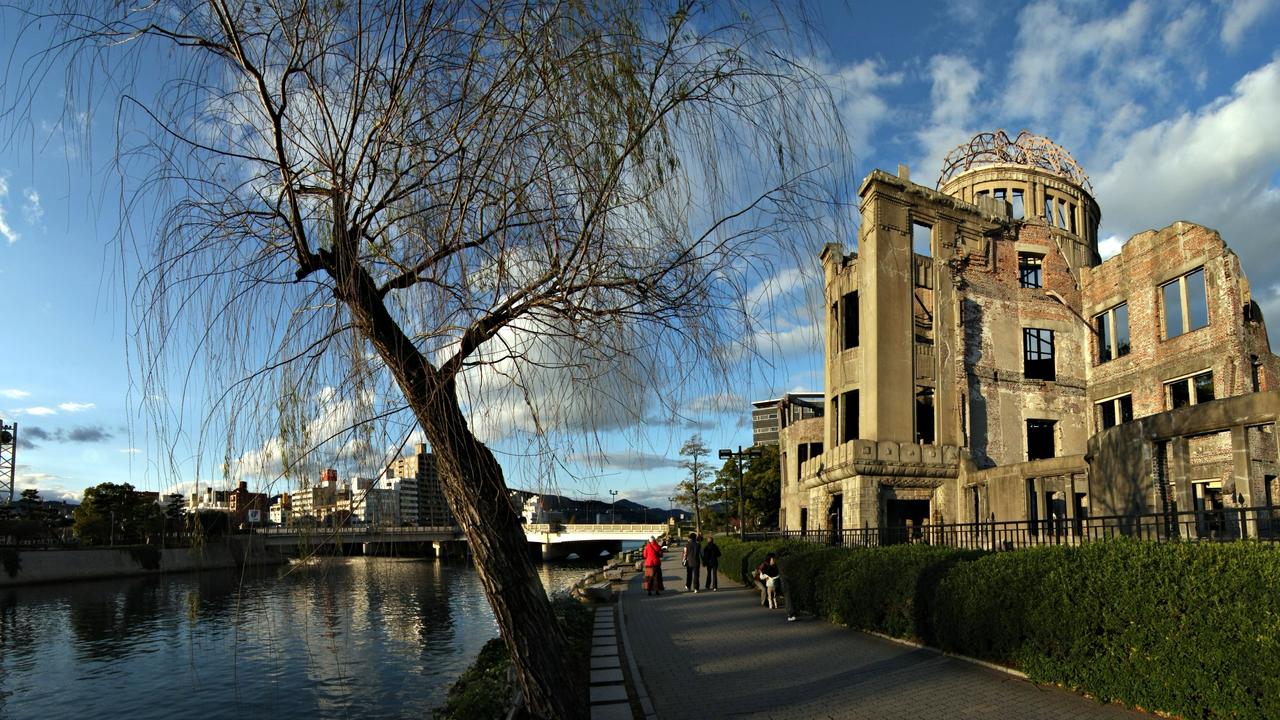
[0, 537, 284, 587]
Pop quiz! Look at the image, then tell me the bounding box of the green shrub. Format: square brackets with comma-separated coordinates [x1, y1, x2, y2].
[727, 537, 1280, 719]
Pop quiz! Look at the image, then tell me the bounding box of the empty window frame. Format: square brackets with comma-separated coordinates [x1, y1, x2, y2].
[1011, 189, 1025, 218]
[1095, 303, 1130, 363]
[1043, 193, 1055, 225]
[1027, 419, 1057, 461]
[1097, 394, 1133, 430]
[1057, 199, 1068, 230]
[1162, 267, 1209, 339]
[1167, 371, 1214, 409]
[915, 386, 935, 445]
[1023, 328, 1056, 381]
[841, 390, 859, 443]
[841, 291, 859, 350]
[912, 222, 932, 257]
[1018, 253, 1044, 289]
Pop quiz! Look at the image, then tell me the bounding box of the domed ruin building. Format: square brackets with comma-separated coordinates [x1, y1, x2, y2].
[777, 130, 1280, 542]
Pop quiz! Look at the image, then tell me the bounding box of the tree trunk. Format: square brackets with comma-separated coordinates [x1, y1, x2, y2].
[328, 245, 587, 720]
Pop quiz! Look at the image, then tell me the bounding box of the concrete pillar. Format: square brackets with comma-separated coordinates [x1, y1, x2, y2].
[1171, 438, 1195, 537]
[1230, 425, 1256, 537]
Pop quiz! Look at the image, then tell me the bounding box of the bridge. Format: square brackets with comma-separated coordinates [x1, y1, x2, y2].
[256, 523, 668, 560]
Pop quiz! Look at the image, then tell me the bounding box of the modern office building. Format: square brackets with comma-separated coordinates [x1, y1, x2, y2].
[751, 392, 824, 446]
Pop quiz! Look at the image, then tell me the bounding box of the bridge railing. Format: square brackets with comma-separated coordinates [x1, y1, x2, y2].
[257, 525, 461, 536]
[524, 523, 667, 534]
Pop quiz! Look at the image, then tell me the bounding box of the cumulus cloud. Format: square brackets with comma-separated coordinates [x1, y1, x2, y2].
[0, 389, 30, 399]
[915, 54, 983, 181]
[1094, 58, 1280, 333]
[58, 402, 95, 412]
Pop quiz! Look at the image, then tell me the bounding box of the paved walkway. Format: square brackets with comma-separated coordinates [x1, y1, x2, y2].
[619, 554, 1151, 720]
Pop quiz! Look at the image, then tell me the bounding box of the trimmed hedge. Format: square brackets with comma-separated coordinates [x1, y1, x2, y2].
[718, 537, 1280, 719]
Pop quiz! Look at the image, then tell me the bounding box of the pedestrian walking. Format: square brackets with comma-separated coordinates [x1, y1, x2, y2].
[681, 532, 701, 592]
[701, 534, 721, 590]
[642, 535, 665, 595]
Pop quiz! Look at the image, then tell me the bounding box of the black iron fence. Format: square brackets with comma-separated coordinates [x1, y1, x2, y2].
[747, 505, 1280, 551]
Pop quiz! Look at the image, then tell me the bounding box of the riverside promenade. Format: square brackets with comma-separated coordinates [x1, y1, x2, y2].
[619, 553, 1151, 720]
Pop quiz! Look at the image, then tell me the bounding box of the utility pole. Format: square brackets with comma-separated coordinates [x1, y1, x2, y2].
[719, 445, 762, 540]
[0, 419, 16, 507]
[609, 489, 618, 524]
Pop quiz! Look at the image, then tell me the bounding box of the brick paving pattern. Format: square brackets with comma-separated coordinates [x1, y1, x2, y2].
[620, 555, 1152, 719]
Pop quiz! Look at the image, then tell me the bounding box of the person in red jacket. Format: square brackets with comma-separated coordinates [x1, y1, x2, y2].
[642, 536, 665, 595]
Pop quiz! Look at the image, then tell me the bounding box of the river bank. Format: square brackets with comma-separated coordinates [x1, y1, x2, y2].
[0, 537, 284, 587]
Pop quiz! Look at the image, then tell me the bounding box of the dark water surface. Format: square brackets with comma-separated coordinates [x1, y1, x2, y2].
[0, 556, 601, 719]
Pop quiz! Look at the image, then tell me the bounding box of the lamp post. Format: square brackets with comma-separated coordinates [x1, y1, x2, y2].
[609, 489, 618, 524]
[719, 445, 762, 540]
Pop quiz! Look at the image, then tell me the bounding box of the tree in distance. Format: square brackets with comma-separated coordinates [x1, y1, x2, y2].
[673, 434, 710, 535]
[9, 2, 844, 716]
[72, 483, 163, 546]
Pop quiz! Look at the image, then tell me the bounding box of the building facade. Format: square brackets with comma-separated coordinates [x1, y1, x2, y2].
[752, 392, 824, 446]
[384, 443, 452, 527]
[780, 130, 1280, 539]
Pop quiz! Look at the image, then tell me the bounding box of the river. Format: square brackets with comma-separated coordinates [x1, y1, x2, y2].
[0, 555, 616, 719]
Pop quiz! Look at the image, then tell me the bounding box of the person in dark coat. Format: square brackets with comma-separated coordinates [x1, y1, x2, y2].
[681, 532, 701, 593]
[701, 534, 721, 590]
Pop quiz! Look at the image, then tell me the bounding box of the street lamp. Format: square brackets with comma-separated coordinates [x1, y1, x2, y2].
[609, 489, 618, 524]
[719, 445, 763, 540]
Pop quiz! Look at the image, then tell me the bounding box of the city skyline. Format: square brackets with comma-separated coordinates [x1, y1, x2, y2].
[3, 1, 1280, 509]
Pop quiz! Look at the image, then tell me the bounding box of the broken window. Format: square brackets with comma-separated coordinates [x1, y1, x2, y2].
[1167, 371, 1214, 409]
[1097, 394, 1133, 430]
[841, 291, 858, 350]
[1057, 198, 1068, 229]
[1012, 189, 1025, 218]
[912, 222, 932, 257]
[1027, 419, 1056, 461]
[915, 386, 935, 444]
[1043, 193, 1055, 225]
[1023, 328, 1056, 381]
[1018, 253, 1043, 289]
[1162, 267, 1209, 338]
[1095, 303, 1130, 363]
[841, 390, 858, 443]
[1068, 202, 1077, 234]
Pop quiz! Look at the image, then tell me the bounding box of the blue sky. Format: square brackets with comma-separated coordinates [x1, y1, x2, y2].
[2, 1, 1279, 508]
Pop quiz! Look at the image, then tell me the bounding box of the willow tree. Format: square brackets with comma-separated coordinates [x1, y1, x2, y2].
[10, 2, 843, 716]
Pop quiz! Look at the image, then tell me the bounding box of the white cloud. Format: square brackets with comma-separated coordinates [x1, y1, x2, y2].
[0, 389, 30, 399]
[21, 406, 56, 416]
[0, 174, 17, 244]
[120, 447, 141, 454]
[915, 54, 983, 182]
[1094, 58, 1280, 334]
[58, 402, 95, 412]
[806, 57, 903, 159]
[1219, 0, 1276, 47]
[1098, 235, 1126, 260]
[1000, 0, 1204, 155]
[21, 188, 42, 226]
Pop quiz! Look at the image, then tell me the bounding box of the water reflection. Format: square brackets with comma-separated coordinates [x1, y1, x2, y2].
[0, 557, 591, 719]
